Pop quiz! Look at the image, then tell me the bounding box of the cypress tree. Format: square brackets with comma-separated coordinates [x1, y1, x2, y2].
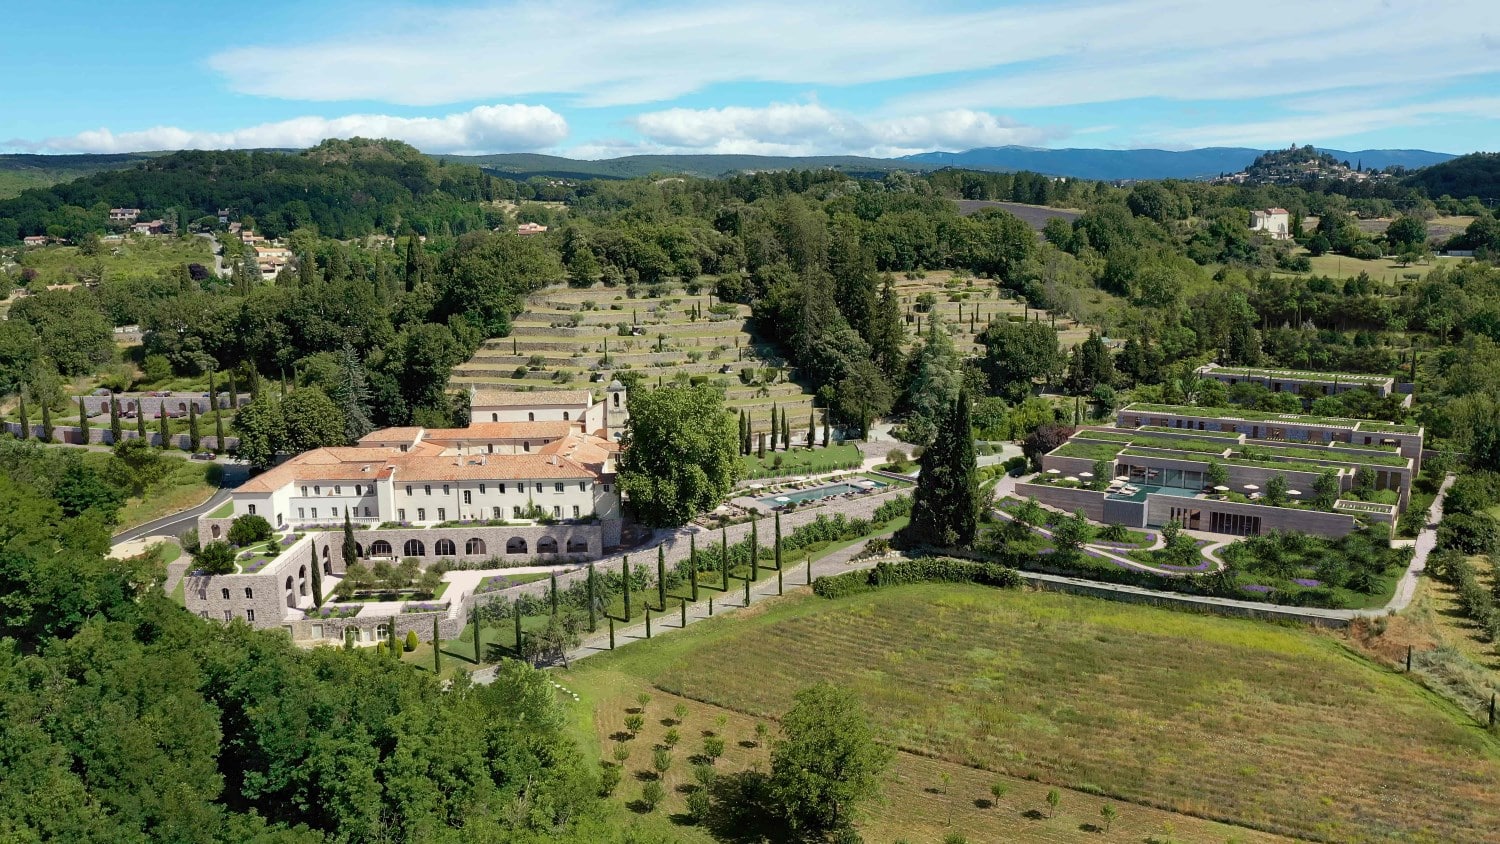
[656, 544, 667, 610]
[513, 602, 523, 657]
[782, 414, 791, 451]
[622, 555, 632, 619]
[78, 397, 90, 444]
[158, 404, 170, 449]
[550, 571, 559, 615]
[806, 410, 815, 448]
[388, 615, 398, 657]
[757, 431, 766, 458]
[432, 615, 442, 673]
[188, 402, 200, 452]
[689, 533, 698, 602]
[309, 539, 324, 608]
[472, 607, 482, 663]
[905, 386, 979, 549]
[743, 562, 751, 605]
[774, 511, 783, 571]
[228, 372, 239, 408]
[16, 391, 28, 439]
[342, 511, 358, 566]
[645, 606, 652, 638]
[770, 404, 778, 450]
[721, 527, 729, 591]
[135, 402, 147, 441]
[749, 512, 759, 580]
[109, 394, 121, 443]
[214, 406, 226, 452]
[587, 561, 598, 631]
[39, 395, 52, 443]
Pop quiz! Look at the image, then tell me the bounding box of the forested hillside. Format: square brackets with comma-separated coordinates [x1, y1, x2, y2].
[1404, 152, 1500, 201]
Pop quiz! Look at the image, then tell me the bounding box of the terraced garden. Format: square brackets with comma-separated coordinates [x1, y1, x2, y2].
[451, 274, 1093, 436]
[570, 584, 1500, 843]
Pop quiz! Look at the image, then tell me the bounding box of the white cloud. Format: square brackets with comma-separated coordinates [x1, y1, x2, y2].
[1145, 96, 1500, 149]
[203, 0, 1500, 111]
[12, 104, 568, 154]
[621, 103, 1059, 157]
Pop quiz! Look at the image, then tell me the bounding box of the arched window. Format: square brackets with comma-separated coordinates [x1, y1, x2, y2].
[323, 559, 333, 576]
[613, 393, 620, 407]
[321, 545, 330, 561]
[404, 539, 426, 557]
[537, 536, 558, 554]
[506, 537, 528, 554]
[370, 539, 393, 556]
[434, 538, 456, 556]
[491, 413, 498, 422]
[528, 412, 535, 421]
[465, 537, 486, 555]
[298, 565, 308, 596]
[566, 537, 590, 553]
[562, 411, 569, 420]
[211, 525, 221, 538]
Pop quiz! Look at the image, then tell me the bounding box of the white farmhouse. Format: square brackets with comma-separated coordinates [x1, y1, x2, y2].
[1250, 207, 1292, 240]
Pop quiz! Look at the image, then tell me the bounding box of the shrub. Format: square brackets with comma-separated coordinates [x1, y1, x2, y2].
[599, 764, 621, 796]
[686, 789, 712, 823]
[1438, 513, 1500, 555]
[813, 558, 1022, 598]
[404, 630, 418, 652]
[640, 780, 665, 811]
[227, 514, 273, 545]
[193, 541, 237, 575]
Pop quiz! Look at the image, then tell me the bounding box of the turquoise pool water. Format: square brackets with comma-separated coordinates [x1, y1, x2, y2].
[759, 479, 886, 506]
[1108, 484, 1200, 503]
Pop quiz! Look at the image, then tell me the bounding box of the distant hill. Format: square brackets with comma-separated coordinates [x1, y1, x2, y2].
[435, 152, 921, 180]
[0, 152, 167, 199]
[1403, 152, 1500, 200]
[900, 146, 1456, 181]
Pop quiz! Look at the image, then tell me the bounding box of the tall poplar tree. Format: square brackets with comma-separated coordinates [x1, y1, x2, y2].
[904, 387, 979, 549]
[16, 391, 28, 439]
[78, 397, 90, 444]
[39, 394, 52, 443]
[109, 394, 122, 443]
[188, 402, 201, 452]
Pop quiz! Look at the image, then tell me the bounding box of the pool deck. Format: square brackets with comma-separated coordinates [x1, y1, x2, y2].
[1107, 484, 1202, 503]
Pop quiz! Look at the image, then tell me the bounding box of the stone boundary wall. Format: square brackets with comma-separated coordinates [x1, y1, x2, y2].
[1019, 572, 1351, 628]
[76, 393, 250, 417]
[1015, 482, 1107, 521]
[350, 523, 607, 562]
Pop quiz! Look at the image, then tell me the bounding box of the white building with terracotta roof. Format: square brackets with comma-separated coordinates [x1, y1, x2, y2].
[469, 381, 630, 440]
[224, 422, 621, 533]
[1250, 207, 1292, 240]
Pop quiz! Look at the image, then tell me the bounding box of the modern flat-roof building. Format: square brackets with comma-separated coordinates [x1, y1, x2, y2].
[1195, 362, 1409, 405]
[1021, 405, 1423, 538]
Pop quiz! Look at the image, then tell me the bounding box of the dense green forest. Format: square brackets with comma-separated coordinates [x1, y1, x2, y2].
[0, 440, 626, 844]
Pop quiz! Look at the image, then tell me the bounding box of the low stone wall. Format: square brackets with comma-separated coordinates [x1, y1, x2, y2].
[76, 393, 250, 417]
[1144, 495, 1358, 538]
[352, 523, 608, 562]
[1015, 482, 1107, 521]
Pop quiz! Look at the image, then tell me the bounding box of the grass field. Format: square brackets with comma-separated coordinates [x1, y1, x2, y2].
[15, 237, 213, 286]
[737, 442, 862, 478]
[562, 584, 1500, 843]
[114, 457, 222, 530]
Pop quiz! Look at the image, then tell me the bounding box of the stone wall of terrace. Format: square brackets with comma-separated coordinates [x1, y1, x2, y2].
[1145, 495, 1359, 538]
[1014, 482, 1107, 521]
[350, 522, 611, 562]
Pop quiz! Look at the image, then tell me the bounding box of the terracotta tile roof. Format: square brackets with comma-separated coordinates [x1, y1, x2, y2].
[469, 389, 592, 408]
[359, 427, 424, 443]
[538, 432, 618, 469]
[238, 448, 395, 492]
[423, 421, 577, 441]
[390, 453, 597, 482]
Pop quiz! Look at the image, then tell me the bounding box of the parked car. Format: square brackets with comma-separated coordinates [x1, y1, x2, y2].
[191, 452, 216, 460]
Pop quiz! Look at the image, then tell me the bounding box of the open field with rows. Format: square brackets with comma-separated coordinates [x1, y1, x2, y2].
[566, 583, 1500, 843]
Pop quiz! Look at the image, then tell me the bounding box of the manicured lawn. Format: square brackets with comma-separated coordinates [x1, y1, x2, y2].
[563, 584, 1500, 843]
[17, 237, 213, 285]
[737, 442, 862, 479]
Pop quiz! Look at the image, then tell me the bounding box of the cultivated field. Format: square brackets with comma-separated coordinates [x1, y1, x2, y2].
[566, 583, 1500, 843]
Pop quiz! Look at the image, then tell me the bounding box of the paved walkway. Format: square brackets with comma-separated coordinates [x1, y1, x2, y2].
[1383, 472, 1454, 614]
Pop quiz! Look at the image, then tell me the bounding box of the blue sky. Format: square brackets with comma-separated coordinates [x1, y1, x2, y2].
[5, 0, 1499, 158]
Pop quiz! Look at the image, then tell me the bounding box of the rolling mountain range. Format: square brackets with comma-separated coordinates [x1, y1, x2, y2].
[0, 145, 1463, 198]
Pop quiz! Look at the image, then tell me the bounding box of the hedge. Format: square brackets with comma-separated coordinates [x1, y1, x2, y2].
[812, 557, 1022, 599]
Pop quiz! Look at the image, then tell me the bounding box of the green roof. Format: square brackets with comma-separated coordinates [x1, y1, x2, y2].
[1121, 403, 1422, 435]
[1203, 366, 1392, 385]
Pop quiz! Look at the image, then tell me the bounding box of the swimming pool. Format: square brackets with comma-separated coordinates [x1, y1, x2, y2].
[759, 479, 886, 506]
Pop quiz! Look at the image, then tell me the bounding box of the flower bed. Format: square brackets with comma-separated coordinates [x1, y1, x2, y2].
[309, 605, 361, 619]
[401, 602, 449, 614]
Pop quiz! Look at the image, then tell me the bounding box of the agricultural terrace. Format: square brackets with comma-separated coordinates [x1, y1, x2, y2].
[563, 584, 1500, 843]
[450, 274, 1088, 434]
